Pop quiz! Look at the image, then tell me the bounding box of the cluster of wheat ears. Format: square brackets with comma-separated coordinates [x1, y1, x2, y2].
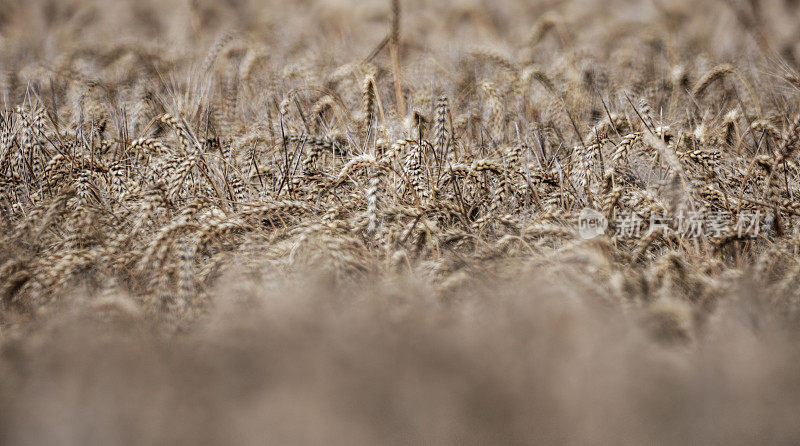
[1, 0, 800, 325]
[2, 0, 800, 443]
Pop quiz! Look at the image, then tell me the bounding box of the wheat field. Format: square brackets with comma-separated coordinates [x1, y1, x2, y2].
[1, 0, 800, 444]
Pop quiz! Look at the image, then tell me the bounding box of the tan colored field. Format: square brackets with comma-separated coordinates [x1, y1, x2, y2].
[2, 0, 800, 444]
